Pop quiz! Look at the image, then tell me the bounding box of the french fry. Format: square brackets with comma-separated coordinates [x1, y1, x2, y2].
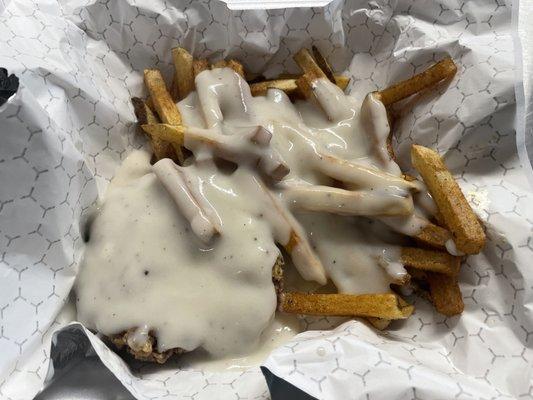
[414, 222, 451, 250]
[211, 60, 227, 69]
[256, 179, 327, 285]
[152, 159, 219, 243]
[334, 75, 350, 90]
[193, 59, 209, 77]
[377, 58, 457, 106]
[283, 185, 414, 216]
[411, 145, 485, 254]
[400, 247, 461, 276]
[171, 47, 194, 101]
[316, 152, 418, 192]
[250, 75, 349, 97]
[131, 97, 175, 161]
[426, 272, 464, 316]
[141, 124, 289, 182]
[367, 317, 391, 330]
[144, 69, 182, 125]
[294, 48, 327, 81]
[311, 45, 335, 83]
[280, 292, 414, 319]
[226, 59, 245, 77]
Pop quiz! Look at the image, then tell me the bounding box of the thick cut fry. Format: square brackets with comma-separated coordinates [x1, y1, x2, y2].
[171, 47, 194, 101]
[366, 317, 391, 330]
[211, 60, 227, 69]
[142, 124, 289, 182]
[131, 97, 175, 162]
[256, 179, 327, 285]
[316, 152, 418, 192]
[414, 222, 451, 250]
[311, 45, 335, 83]
[143, 69, 182, 125]
[377, 58, 457, 106]
[283, 185, 414, 217]
[226, 59, 245, 77]
[250, 76, 349, 97]
[294, 48, 326, 80]
[426, 272, 464, 316]
[193, 59, 209, 77]
[411, 145, 485, 254]
[334, 75, 350, 90]
[280, 293, 414, 319]
[152, 159, 219, 243]
[400, 247, 461, 276]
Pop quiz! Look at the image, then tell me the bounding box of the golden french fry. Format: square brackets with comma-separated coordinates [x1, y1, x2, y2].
[141, 123, 184, 146]
[171, 47, 194, 101]
[377, 58, 457, 106]
[211, 60, 227, 69]
[411, 145, 485, 254]
[334, 75, 350, 90]
[414, 222, 451, 250]
[426, 272, 464, 316]
[250, 76, 349, 97]
[131, 98, 176, 162]
[294, 48, 326, 80]
[311, 45, 335, 83]
[226, 59, 245, 77]
[143, 69, 182, 126]
[401, 247, 461, 276]
[366, 317, 391, 330]
[280, 292, 414, 319]
[193, 59, 209, 77]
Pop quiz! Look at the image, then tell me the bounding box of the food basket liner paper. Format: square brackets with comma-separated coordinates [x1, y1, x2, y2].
[0, 0, 532, 399]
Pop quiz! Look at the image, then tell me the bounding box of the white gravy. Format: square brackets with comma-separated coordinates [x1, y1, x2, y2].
[77, 68, 438, 363]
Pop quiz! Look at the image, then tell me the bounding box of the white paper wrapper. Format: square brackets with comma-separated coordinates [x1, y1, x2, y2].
[0, 0, 532, 399]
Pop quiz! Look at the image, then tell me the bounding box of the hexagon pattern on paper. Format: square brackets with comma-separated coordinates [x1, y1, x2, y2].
[0, 0, 531, 399]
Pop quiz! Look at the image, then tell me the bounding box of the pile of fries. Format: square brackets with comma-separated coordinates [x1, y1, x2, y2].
[132, 46, 485, 331]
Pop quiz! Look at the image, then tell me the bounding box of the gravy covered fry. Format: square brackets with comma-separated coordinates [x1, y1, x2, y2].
[411, 145, 485, 254]
[280, 293, 414, 319]
[250, 75, 349, 97]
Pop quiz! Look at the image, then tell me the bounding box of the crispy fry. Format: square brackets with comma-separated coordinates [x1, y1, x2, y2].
[366, 317, 391, 330]
[294, 48, 326, 81]
[283, 185, 414, 216]
[426, 272, 464, 316]
[193, 59, 209, 77]
[280, 292, 414, 319]
[312, 45, 335, 83]
[211, 60, 227, 69]
[334, 75, 350, 90]
[171, 47, 194, 101]
[131, 97, 175, 161]
[414, 222, 451, 250]
[401, 247, 461, 276]
[411, 145, 485, 254]
[377, 58, 457, 106]
[144, 69, 182, 125]
[227, 59, 245, 77]
[250, 76, 349, 97]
